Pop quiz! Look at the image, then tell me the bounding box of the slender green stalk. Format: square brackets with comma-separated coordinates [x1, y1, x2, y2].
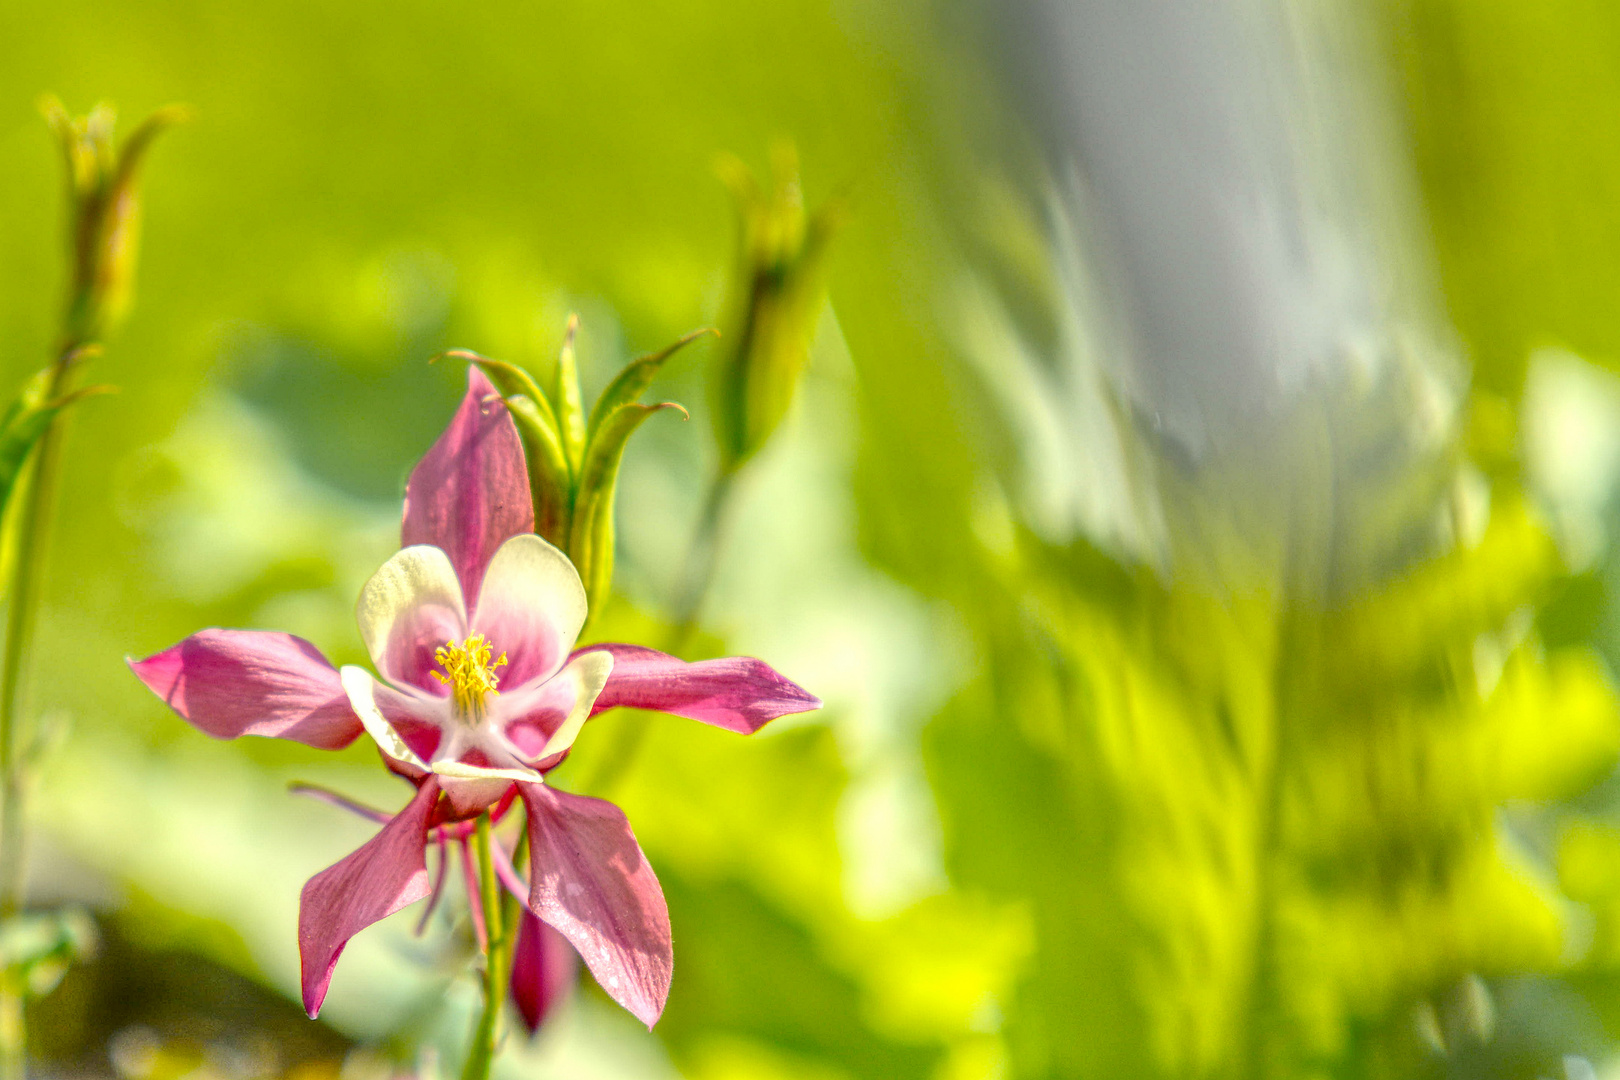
[584, 467, 737, 798]
[0, 344, 77, 913]
[667, 466, 737, 652]
[0, 100, 177, 1080]
[461, 814, 509, 1080]
[500, 831, 528, 967]
[0, 342, 80, 1080]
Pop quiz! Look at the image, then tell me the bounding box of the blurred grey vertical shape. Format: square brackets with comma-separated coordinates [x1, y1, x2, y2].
[976, 0, 1460, 589]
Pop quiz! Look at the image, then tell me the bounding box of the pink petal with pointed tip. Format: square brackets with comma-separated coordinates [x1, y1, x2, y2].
[402, 366, 534, 602]
[575, 644, 821, 734]
[511, 909, 580, 1035]
[518, 782, 671, 1029]
[299, 778, 440, 1017]
[129, 630, 363, 750]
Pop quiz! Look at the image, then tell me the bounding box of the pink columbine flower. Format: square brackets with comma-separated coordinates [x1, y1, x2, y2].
[129, 368, 820, 1027]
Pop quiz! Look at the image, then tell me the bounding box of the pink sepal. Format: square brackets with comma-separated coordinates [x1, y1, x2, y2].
[129, 630, 362, 750]
[517, 782, 671, 1028]
[298, 778, 440, 1017]
[577, 644, 820, 734]
[511, 909, 580, 1035]
[401, 366, 533, 603]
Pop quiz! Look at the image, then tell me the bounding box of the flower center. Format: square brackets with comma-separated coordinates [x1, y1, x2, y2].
[432, 633, 507, 720]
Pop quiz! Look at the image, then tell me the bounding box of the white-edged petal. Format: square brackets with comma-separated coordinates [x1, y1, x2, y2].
[471, 534, 588, 687]
[341, 665, 430, 772]
[431, 760, 545, 784]
[537, 651, 615, 759]
[438, 771, 519, 817]
[356, 545, 468, 686]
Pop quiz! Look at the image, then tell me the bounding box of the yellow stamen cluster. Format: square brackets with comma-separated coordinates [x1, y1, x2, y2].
[432, 633, 507, 720]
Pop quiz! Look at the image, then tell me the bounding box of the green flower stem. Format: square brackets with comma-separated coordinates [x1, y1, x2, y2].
[461, 813, 509, 1080]
[585, 466, 737, 798]
[667, 465, 738, 651]
[0, 341, 80, 1080]
[500, 830, 528, 972]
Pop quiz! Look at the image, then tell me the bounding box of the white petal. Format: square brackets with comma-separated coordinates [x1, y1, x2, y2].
[470, 534, 588, 687]
[538, 650, 615, 759]
[340, 665, 430, 772]
[356, 545, 468, 683]
[431, 760, 545, 784]
[438, 774, 516, 818]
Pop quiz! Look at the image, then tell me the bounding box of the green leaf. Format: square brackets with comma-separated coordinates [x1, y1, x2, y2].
[0, 381, 111, 518]
[0, 345, 96, 434]
[553, 314, 588, 475]
[502, 394, 574, 550]
[586, 326, 715, 437]
[0, 368, 53, 443]
[570, 400, 687, 619]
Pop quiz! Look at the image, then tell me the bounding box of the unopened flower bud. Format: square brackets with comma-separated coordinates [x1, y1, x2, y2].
[42, 97, 188, 345]
[710, 144, 842, 473]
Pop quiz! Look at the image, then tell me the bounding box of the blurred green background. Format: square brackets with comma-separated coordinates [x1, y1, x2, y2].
[8, 0, 1620, 1077]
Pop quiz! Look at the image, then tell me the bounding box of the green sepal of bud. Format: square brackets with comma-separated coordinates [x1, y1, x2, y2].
[588, 327, 716, 436]
[447, 348, 549, 416]
[711, 144, 843, 474]
[504, 394, 574, 550]
[42, 97, 188, 347]
[573, 401, 689, 623]
[554, 315, 588, 475]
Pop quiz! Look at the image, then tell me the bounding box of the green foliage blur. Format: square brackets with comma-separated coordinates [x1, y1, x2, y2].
[7, 1, 1620, 1079]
